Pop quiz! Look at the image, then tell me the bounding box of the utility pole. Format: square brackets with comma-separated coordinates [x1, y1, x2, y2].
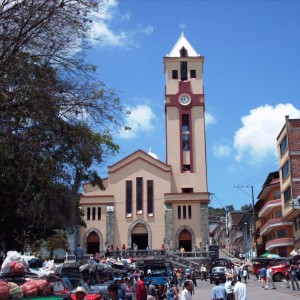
[234, 185, 257, 258]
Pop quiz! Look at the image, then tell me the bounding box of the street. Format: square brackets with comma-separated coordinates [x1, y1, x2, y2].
[190, 276, 300, 299]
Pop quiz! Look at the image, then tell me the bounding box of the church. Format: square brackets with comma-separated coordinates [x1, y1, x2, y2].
[79, 33, 210, 254]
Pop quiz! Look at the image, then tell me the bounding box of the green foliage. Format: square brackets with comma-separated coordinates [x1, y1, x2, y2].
[0, 0, 128, 251]
[241, 204, 253, 212]
[208, 206, 226, 216]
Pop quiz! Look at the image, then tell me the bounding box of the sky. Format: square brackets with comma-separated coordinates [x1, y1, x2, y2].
[84, 0, 300, 210]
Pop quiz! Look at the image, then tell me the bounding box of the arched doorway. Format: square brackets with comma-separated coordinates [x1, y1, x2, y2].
[87, 231, 100, 255]
[131, 223, 148, 250]
[179, 229, 192, 251]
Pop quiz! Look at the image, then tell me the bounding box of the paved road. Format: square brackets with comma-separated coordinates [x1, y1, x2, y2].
[184, 276, 300, 299]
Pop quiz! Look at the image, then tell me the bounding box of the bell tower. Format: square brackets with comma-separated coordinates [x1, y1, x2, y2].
[164, 33, 208, 194]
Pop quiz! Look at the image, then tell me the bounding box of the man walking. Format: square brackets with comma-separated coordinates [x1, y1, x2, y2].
[231, 279, 247, 300]
[265, 266, 276, 290]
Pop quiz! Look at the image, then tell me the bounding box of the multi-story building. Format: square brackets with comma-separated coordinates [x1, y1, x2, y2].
[256, 171, 293, 258]
[79, 33, 210, 254]
[277, 116, 300, 249]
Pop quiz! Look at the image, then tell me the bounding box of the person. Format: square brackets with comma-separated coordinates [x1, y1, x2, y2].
[82, 278, 93, 291]
[74, 287, 87, 300]
[290, 265, 300, 291]
[146, 280, 157, 300]
[211, 278, 226, 300]
[285, 265, 291, 288]
[200, 264, 207, 281]
[115, 279, 126, 300]
[107, 283, 118, 300]
[242, 268, 247, 284]
[156, 283, 165, 300]
[180, 281, 192, 300]
[74, 244, 84, 262]
[224, 273, 234, 300]
[231, 280, 247, 300]
[191, 271, 197, 287]
[125, 278, 133, 300]
[165, 280, 178, 300]
[185, 275, 194, 295]
[93, 252, 100, 262]
[258, 266, 267, 288]
[264, 265, 276, 290]
[136, 274, 147, 300]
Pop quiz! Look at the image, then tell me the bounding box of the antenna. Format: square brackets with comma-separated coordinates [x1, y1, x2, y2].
[179, 23, 186, 34]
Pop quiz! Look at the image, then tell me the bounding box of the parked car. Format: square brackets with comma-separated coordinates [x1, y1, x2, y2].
[210, 266, 226, 284]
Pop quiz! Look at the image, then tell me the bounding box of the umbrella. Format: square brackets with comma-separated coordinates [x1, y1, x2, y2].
[267, 254, 281, 259]
[260, 253, 271, 258]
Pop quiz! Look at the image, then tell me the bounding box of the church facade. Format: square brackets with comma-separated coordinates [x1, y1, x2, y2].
[79, 33, 210, 254]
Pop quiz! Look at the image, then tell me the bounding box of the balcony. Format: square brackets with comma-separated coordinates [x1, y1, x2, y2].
[266, 237, 294, 251]
[258, 199, 282, 218]
[260, 218, 293, 236]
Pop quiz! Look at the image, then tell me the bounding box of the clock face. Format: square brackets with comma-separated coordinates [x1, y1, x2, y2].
[179, 94, 191, 106]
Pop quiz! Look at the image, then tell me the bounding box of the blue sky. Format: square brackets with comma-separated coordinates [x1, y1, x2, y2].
[85, 0, 300, 210]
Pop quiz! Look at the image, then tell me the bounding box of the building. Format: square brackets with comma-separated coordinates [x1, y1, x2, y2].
[277, 116, 300, 249]
[256, 171, 293, 258]
[79, 33, 210, 255]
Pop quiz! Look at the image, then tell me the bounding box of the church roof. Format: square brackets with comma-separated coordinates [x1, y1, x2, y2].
[167, 32, 199, 57]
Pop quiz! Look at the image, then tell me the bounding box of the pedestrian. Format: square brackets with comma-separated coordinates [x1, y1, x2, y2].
[224, 273, 234, 300]
[165, 280, 178, 300]
[231, 279, 247, 300]
[200, 264, 207, 281]
[211, 278, 226, 300]
[290, 265, 300, 291]
[285, 265, 291, 288]
[258, 266, 267, 288]
[107, 283, 118, 300]
[242, 268, 247, 284]
[146, 280, 157, 300]
[156, 283, 165, 300]
[74, 287, 87, 300]
[74, 244, 84, 263]
[180, 281, 192, 300]
[264, 266, 276, 290]
[136, 274, 147, 300]
[185, 274, 194, 296]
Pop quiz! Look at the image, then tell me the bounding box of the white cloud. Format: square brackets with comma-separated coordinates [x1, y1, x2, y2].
[212, 143, 231, 158]
[88, 0, 153, 48]
[205, 112, 216, 125]
[119, 104, 155, 139]
[234, 103, 300, 164]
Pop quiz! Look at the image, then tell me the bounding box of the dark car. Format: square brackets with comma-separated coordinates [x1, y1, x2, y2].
[210, 266, 226, 284]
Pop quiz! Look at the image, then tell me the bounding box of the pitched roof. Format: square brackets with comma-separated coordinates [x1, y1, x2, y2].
[167, 32, 199, 57]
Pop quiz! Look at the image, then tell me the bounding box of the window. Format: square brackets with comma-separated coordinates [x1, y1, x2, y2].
[172, 70, 178, 79]
[295, 215, 300, 231]
[275, 210, 282, 218]
[136, 177, 143, 212]
[274, 190, 281, 199]
[183, 206, 186, 219]
[182, 188, 193, 193]
[280, 136, 287, 156]
[282, 160, 290, 180]
[182, 134, 190, 151]
[190, 70, 196, 78]
[98, 207, 101, 220]
[147, 180, 154, 216]
[92, 207, 96, 220]
[180, 47, 187, 57]
[182, 114, 189, 132]
[183, 165, 190, 172]
[178, 206, 181, 219]
[126, 181, 132, 216]
[181, 61, 187, 80]
[87, 207, 91, 221]
[188, 205, 192, 219]
[277, 229, 286, 238]
[284, 186, 291, 204]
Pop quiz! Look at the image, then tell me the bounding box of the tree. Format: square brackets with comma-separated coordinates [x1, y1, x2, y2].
[225, 205, 234, 212]
[0, 0, 129, 251]
[241, 204, 253, 212]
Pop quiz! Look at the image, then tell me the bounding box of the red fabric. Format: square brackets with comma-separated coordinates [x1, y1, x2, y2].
[136, 280, 146, 300]
[0, 281, 9, 300]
